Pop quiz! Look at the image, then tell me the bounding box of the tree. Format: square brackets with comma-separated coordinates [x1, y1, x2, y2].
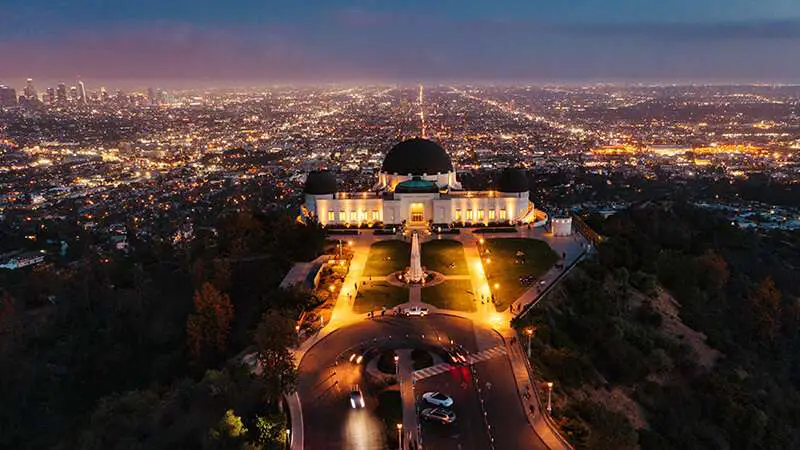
[695, 250, 729, 291]
[253, 311, 298, 401]
[187, 282, 234, 362]
[750, 276, 782, 343]
[254, 414, 288, 448]
[208, 409, 248, 447]
[79, 389, 161, 449]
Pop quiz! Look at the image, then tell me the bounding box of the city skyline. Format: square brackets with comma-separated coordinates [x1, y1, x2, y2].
[2, 1, 800, 84]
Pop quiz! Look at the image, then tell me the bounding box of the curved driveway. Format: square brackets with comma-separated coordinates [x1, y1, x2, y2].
[296, 314, 546, 450]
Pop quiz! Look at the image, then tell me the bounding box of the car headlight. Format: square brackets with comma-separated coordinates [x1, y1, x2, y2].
[350, 398, 356, 408]
[360, 397, 365, 408]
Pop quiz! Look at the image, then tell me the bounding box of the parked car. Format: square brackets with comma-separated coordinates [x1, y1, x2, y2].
[402, 306, 429, 317]
[350, 385, 365, 409]
[422, 392, 454, 408]
[420, 407, 456, 424]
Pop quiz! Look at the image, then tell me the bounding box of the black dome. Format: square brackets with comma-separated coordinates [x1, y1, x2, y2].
[497, 168, 529, 193]
[381, 138, 453, 175]
[303, 170, 337, 195]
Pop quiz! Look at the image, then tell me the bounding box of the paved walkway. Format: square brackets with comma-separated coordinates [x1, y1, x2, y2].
[501, 334, 571, 450]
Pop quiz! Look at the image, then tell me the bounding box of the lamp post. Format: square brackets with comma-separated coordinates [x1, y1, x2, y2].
[394, 354, 399, 376]
[525, 327, 534, 358]
[285, 429, 291, 449]
[546, 381, 554, 415]
[396, 423, 402, 450]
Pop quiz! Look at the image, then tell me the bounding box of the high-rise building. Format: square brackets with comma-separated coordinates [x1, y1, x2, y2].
[77, 80, 87, 104]
[100, 87, 109, 102]
[0, 85, 18, 107]
[23, 78, 37, 100]
[56, 83, 68, 103]
[69, 86, 78, 102]
[45, 88, 55, 104]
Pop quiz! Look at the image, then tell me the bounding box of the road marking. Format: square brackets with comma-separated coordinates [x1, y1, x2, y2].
[412, 345, 507, 381]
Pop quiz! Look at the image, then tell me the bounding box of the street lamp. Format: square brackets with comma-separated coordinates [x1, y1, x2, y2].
[394, 354, 399, 376]
[525, 327, 534, 358]
[285, 429, 291, 447]
[546, 381, 554, 415]
[396, 423, 403, 450]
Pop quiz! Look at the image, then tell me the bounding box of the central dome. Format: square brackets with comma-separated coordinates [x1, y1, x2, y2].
[381, 138, 453, 176]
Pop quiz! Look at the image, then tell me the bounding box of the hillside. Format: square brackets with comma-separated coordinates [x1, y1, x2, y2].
[517, 201, 800, 449]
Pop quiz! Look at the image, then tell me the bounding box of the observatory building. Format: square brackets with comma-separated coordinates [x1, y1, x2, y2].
[302, 138, 536, 227]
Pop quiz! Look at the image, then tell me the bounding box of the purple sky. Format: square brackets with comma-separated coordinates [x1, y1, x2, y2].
[2, 1, 800, 86]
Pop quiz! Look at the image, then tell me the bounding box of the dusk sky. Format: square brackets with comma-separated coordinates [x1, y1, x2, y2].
[2, 0, 800, 86]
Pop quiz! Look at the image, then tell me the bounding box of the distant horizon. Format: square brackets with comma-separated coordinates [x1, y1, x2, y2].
[4, 77, 800, 92]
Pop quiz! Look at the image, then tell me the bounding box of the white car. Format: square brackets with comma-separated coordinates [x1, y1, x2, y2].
[422, 391, 454, 408]
[402, 306, 429, 317]
[350, 386, 365, 409]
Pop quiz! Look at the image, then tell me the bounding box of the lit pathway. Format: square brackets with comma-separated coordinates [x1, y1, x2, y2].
[328, 234, 375, 329]
[409, 285, 421, 304]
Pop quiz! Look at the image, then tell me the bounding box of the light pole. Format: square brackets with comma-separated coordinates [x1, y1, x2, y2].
[525, 327, 534, 358]
[546, 381, 554, 415]
[396, 423, 402, 450]
[394, 354, 399, 376]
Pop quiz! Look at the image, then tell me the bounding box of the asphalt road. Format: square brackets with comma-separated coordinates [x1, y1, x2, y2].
[473, 355, 548, 450]
[297, 314, 536, 450]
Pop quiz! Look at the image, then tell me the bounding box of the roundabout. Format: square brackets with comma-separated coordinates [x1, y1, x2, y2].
[295, 314, 547, 450]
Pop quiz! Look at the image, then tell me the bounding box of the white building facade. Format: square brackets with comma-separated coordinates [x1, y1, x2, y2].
[303, 138, 536, 227]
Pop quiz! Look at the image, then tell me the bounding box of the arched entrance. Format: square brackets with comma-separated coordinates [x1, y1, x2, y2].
[409, 203, 425, 224]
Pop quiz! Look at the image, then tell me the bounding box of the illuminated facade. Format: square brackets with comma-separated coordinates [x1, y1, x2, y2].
[303, 138, 536, 227]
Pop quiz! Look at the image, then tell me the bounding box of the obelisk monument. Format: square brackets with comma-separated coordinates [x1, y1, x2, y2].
[406, 231, 425, 283]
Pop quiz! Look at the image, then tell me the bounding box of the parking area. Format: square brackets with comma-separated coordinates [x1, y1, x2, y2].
[415, 370, 492, 450]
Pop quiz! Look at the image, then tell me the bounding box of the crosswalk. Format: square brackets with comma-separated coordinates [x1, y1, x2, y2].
[412, 345, 507, 381]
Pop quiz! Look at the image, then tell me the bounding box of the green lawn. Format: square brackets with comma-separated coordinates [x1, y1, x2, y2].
[483, 238, 558, 311]
[363, 240, 410, 276]
[353, 282, 409, 313]
[422, 280, 476, 312]
[421, 239, 469, 276]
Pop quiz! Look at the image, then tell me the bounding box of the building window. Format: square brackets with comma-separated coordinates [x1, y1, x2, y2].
[466, 209, 473, 221]
[327, 211, 334, 222]
[499, 209, 507, 220]
[350, 211, 357, 221]
[372, 210, 379, 221]
[478, 210, 485, 220]
[455, 209, 462, 221]
[488, 210, 496, 220]
[359, 210, 366, 221]
[338, 211, 345, 222]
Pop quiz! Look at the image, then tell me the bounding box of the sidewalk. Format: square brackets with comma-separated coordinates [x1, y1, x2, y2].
[502, 332, 571, 450]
